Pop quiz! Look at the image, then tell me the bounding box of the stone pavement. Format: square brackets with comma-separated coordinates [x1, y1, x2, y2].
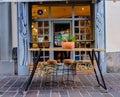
[0, 73, 120, 97]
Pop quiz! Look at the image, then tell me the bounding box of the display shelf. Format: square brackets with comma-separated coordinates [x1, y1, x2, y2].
[74, 17, 94, 60]
[31, 21, 50, 61]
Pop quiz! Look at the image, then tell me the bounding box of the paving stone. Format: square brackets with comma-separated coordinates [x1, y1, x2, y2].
[109, 91, 120, 97]
[0, 87, 9, 91]
[0, 77, 10, 88]
[1, 91, 16, 97]
[38, 89, 50, 97]
[0, 91, 4, 95]
[51, 92, 60, 97]
[79, 87, 92, 97]
[25, 90, 38, 97]
[102, 93, 114, 97]
[14, 92, 24, 97]
[59, 89, 68, 97]
[78, 74, 92, 86]
[68, 89, 82, 97]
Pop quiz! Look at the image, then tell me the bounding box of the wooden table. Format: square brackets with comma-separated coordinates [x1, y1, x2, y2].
[25, 48, 107, 92]
[28, 48, 105, 52]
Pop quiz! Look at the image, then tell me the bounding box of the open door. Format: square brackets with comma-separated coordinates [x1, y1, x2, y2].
[52, 21, 71, 63]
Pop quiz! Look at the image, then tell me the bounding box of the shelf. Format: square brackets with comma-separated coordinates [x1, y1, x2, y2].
[37, 34, 49, 36]
[30, 41, 51, 43]
[30, 42, 51, 48]
[75, 40, 94, 42]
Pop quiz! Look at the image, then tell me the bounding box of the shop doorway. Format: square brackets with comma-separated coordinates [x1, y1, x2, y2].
[52, 21, 71, 63]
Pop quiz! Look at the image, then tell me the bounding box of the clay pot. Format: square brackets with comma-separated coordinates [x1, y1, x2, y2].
[62, 42, 75, 49]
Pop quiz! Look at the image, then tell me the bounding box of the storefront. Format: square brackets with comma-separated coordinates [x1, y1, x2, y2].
[31, 3, 93, 61]
[16, 0, 106, 75]
[0, 0, 106, 75]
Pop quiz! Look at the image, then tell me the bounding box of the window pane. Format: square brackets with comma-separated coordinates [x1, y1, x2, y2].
[51, 6, 72, 18]
[32, 5, 49, 19]
[74, 5, 90, 18]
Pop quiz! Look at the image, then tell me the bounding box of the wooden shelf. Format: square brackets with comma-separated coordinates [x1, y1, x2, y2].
[75, 40, 94, 42]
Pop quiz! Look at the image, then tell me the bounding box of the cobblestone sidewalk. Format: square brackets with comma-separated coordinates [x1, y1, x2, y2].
[0, 73, 120, 97]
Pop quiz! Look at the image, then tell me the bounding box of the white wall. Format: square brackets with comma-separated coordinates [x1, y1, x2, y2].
[106, 1, 120, 52]
[11, 3, 18, 48]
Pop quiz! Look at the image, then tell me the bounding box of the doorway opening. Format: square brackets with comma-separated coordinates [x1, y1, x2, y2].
[53, 21, 71, 63]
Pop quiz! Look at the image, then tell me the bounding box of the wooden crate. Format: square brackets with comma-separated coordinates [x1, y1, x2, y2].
[76, 60, 96, 74]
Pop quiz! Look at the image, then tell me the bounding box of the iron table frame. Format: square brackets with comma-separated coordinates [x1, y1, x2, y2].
[25, 48, 107, 92]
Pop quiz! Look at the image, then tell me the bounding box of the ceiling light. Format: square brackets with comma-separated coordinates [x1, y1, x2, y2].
[82, 8, 84, 11]
[44, 9, 47, 12]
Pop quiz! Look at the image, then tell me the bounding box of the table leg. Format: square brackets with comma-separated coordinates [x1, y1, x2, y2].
[93, 51, 107, 91]
[25, 49, 41, 91]
[89, 49, 107, 92]
[88, 50, 100, 86]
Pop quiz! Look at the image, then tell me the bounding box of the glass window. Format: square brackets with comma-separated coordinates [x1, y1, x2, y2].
[32, 6, 49, 19]
[74, 5, 90, 18]
[51, 6, 72, 18]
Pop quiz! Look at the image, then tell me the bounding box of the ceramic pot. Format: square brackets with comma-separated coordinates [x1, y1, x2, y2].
[62, 42, 75, 49]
